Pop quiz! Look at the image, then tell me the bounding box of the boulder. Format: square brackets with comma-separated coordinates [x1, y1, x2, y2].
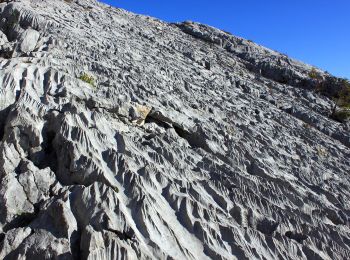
[19, 28, 40, 53]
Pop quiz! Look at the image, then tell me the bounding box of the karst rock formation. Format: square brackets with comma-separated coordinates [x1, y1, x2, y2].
[0, 0, 349, 259]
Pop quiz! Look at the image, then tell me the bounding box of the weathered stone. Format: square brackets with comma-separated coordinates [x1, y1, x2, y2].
[0, 227, 32, 259]
[19, 28, 40, 53]
[12, 229, 73, 259]
[0, 30, 8, 45]
[0, 0, 349, 259]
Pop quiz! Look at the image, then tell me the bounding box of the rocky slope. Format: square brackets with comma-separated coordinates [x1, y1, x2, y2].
[0, 0, 350, 259]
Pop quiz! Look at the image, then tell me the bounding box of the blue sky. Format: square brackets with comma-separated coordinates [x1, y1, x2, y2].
[101, 0, 350, 79]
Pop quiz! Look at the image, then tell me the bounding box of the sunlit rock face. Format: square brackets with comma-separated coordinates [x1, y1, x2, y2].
[0, 0, 349, 259]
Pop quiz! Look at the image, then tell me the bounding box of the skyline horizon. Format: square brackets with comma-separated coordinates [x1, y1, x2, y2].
[100, 0, 350, 79]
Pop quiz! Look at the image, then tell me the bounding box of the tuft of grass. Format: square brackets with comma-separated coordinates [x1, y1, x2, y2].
[226, 125, 235, 136]
[79, 73, 95, 87]
[303, 122, 311, 129]
[317, 146, 327, 157]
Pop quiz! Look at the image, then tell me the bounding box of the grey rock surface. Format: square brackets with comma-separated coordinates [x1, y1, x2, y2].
[18, 28, 39, 53]
[0, 0, 350, 259]
[0, 30, 7, 45]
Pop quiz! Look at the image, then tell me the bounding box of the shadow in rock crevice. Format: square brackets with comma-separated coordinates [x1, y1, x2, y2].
[0, 107, 11, 142]
[285, 231, 308, 244]
[29, 129, 58, 173]
[3, 204, 40, 233]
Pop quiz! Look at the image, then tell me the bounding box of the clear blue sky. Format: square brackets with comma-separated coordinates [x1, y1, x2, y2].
[101, 0, 350, 79]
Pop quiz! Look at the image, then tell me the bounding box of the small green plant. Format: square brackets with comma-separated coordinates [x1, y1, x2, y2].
[79, 73, 95, 87]
[308, 67, 322, 80]
[313, 75, 350, 122]
[335, 79, 350, 108]
[329, 78, 350, 122]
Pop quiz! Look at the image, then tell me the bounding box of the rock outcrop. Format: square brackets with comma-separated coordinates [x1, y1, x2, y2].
[0, 0, 349, 259]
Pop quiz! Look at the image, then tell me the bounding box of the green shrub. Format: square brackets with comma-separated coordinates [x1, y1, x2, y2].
[313, 75, 350, 122]
[308, 67, 322, 80]
[79, 73, 95, 87]
[331, 110, 350, 122]
[331, 79, 350, 122]
[336, 79, 350, 108]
